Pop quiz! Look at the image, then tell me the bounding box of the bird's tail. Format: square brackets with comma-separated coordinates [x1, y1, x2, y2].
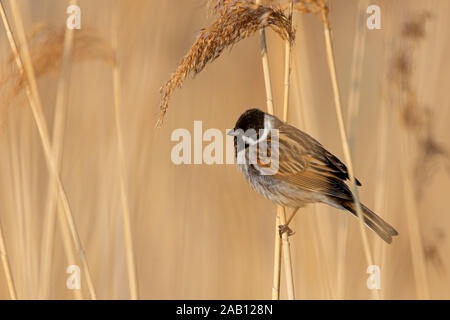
[339, 200, 398, 244]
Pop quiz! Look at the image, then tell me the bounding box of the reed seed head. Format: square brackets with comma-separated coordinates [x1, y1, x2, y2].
[0, 24, 115, 108]
[157, 1, 294, 126]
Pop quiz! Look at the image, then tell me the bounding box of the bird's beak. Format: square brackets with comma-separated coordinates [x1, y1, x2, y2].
[227, 129, 238, 136]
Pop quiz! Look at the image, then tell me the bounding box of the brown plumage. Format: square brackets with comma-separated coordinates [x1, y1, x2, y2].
[229, 108, 398, 243]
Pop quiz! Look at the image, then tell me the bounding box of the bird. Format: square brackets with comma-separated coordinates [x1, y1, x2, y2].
[227, 108, 398, 243]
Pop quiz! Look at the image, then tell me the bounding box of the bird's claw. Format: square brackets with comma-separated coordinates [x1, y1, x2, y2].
[279, 224, 295, 237]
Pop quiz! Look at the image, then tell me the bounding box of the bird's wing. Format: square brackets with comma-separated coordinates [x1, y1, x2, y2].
[259, 123, 359, 200]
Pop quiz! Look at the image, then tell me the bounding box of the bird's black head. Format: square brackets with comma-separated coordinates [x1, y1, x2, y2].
[227, 108, 267, 153]
[232, 108, 266, 132]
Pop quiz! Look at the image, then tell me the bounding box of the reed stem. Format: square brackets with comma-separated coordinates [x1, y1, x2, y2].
[111, 3, 139, 299]
[319, 2, 377, 298]
[259, 29, 274, 115]
[0, 221, 16, 299]
[2, 0, 97, 299]
[271, 213, 281, 300]
[0, 1, 21, 301]
[38, 0, 81, 299]
[279, 0, 296, 300]
[256, 0, 296, 300]
[291, 19, 336, 299]
[282, 0, 294, 121]
[336, 0, 369, 299]
[255, 0, 277, 300]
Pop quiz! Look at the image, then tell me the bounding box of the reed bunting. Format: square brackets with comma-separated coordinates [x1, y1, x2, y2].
[228, 108, 398, 243]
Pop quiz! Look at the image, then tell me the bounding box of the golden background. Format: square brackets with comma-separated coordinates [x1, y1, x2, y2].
[0, 0, 449, 299]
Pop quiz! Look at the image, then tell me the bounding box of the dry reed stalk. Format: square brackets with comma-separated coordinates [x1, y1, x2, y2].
[282, 1, 293, 120]
[251, 0, 279, 299]
[294, 1, 355, 299]
[21, 119, 40, 298]
[259, 27, 275, 115]
[13, 113, 41, 298]
[158, 1, 293, 125]
[252, 0, 280, 300]
[278, 0, 295, 300]
[290, 21, 336, 299]
[335, 218, 348, 298]
[373, 79, 389, 298]
[288, 6, 335, 299]
[317, 1, 377, 296]
[55, 200, 84, 299]
[3, 0, 97, 299]
[0, 2, 19, 301]
[372, 24, 397, 298]
[252, 0, 295, 300]
[111, 3, 139, 300]
[271, 213, 281, 299]
[346, 0, 369, 145]
[278, 207, 295, 299]
[4, 120, 25, 298]
[336, 0, 369, 299]
[290, 51, 306, 130]
[38, 0, 78, 299]
[0, 221, 16, 299]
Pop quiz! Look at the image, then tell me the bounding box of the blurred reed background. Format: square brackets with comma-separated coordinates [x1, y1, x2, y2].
[0, 0, 449, 299]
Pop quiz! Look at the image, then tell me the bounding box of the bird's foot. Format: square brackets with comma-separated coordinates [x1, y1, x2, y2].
[279, 224, 295, 237]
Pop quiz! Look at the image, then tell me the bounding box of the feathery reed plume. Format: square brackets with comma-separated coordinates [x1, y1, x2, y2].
[207, 0, 293, 16]
[294, 0, 323, 16]
[157, 1, 294, 126]
[414, 110, 449, 198]
[423, 227, 445, 274]
[389, 12, 449, 200]
[388, 11, 435, 299]
[0, 25, 115, 109]
[207, 0, 241, 16]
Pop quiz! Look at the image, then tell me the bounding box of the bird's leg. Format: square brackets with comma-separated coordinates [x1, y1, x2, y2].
[279, 207, 299, 237]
